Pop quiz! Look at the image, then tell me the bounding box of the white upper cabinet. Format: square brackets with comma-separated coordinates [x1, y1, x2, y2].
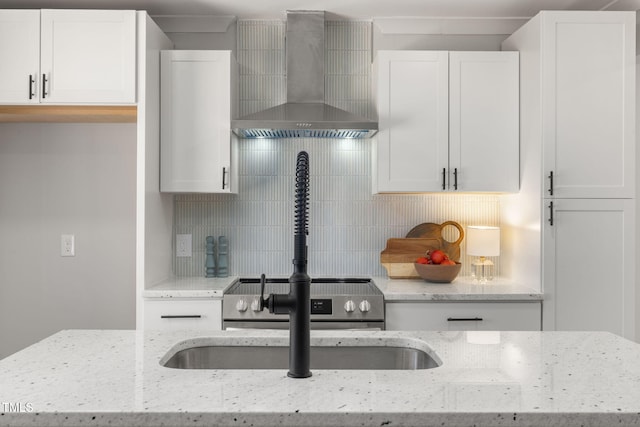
[0, 9, 136, 105]
[373, 50, 449, 193]
[373, 50, 519, 193]
[40, 10, 136, 104]
[449, 51, 519, 192]
[540, 12, 635, 199]
[160, 50, 237, 193]
[0, 10, 40, 104]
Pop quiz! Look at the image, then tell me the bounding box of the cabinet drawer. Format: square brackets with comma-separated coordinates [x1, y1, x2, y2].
[144, 299, 222, 330]
[386, 302, 541, 331]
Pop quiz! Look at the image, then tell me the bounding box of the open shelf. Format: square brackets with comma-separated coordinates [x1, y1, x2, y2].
[0, 105, 137, 123]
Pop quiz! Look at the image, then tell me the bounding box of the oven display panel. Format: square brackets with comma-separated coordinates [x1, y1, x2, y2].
[311, 299, 332, 315]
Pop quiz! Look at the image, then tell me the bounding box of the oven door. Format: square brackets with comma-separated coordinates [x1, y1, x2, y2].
[223, 321, 385, 331]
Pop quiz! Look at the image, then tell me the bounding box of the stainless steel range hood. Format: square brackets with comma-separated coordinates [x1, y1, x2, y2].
[232, 11, 378, 139]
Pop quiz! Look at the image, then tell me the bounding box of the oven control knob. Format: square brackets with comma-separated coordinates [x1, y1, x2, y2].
[236, 299, 248, 312]
[359, 300, 371, 313]
[344, 300, 356, 313]
[251, 298, 261, 312]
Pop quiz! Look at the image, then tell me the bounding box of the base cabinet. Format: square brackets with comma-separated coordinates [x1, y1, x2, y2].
[385, 301, 541, 331]
[543, 199, 635, 339]
[143, 299, 222, 330]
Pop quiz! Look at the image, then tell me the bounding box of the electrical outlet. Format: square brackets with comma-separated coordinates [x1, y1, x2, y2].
[176, 234, 192, 257]
[61, 234, 75, 257]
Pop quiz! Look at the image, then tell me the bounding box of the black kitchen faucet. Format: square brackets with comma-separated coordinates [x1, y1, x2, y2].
[257, 151, 311, 378]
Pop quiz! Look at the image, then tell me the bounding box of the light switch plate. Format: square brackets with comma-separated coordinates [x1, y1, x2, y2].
[176, 234, 192, 257]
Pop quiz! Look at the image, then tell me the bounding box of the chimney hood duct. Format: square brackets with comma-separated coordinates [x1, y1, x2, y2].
[231, 11, 378, 139]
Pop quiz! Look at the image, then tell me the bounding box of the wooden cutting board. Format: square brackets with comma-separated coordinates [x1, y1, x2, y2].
[405, 221, 464, 260]
[380, 221, 464, 279]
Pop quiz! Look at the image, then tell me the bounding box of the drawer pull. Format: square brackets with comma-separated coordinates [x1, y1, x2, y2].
[447, 317, 483, 322]
[160, 315, 202, 319]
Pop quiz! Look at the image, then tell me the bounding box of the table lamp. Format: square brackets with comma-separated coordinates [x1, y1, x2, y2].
[466, 226, 500, 284]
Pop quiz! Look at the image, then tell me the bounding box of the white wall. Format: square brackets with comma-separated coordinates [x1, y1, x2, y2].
[151, 16, 237, 52]
[637, 52, 640, 340]
[636, 13, 640, 345]
[0, 123, 136, 358]
[373, 32, 508, 52]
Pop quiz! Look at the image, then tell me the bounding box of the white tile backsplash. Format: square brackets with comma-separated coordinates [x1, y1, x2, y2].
[174, 139, 501, 277]
[172, 20, 502, 278]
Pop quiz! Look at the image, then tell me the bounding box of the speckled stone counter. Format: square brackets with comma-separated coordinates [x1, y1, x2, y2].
[142, 276, 238, 298]
[141, 276, 541, 302]
[373, 276, 542, 301]
[2, 329, 640, 426]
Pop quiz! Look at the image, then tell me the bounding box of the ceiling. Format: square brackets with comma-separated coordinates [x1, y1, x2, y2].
[0, 0, 639, 19]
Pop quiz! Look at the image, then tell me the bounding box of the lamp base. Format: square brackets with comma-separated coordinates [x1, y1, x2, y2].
[472, 257, 494, 284]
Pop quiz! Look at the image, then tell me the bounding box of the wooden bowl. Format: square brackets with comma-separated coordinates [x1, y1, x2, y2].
[414, 262, 461, 283]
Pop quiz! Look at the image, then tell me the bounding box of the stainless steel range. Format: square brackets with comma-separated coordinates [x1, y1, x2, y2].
[223, 277, 385, 330]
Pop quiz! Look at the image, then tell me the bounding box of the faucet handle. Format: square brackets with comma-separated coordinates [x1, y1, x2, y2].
[259, 273, 267, 311]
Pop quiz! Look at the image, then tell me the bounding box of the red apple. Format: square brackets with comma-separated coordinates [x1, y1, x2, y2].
[430, 250, 447, 264]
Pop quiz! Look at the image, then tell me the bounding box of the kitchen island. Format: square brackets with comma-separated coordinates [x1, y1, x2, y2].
[2, 329, 640, 427]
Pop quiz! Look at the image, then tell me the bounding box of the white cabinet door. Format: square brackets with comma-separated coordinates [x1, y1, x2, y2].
[542, 12, 635, 199]
[543, 199, 635, 339]
[385, 301, 541, 331]
[373, 50, 519, 193]
[40, 10, 136, 104]
[449, 51, 519, 192]
[144, 299, 222, 330]
[0, 10, 40, 104]
[160, 50, 236, 193]
[374, 50, 449, 193]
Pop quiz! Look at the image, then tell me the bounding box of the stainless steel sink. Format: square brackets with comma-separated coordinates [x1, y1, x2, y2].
[162, 343, 440, 370]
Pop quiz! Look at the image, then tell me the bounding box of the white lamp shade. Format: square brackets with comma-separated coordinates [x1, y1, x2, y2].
[466, 226, 500, 257]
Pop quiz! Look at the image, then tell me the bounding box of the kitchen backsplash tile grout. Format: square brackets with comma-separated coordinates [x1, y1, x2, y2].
[172, 20, 501, 278]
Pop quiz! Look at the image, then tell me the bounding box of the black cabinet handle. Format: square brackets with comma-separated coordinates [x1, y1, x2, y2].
[447, 317, 483, 322]
[28, 74, 35, 99]
[453, 168, 458, 190]
[442, 168, 446, 191]
[42, 74, 48, 98]
[160, 315, 202, 319]
[548, 201, 554, 226]
[548, 171, 554, 196]
[222, 167, 228, 190]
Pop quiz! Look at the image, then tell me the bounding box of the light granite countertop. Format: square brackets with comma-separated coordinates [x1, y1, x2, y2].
[143, 275, 542, 302]
[373, 276, 543, 301]
[142, 276, 239, 298]
[1, 329, 639, 426]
